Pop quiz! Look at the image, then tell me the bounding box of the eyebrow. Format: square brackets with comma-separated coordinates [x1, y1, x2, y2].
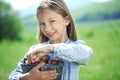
[48, 17, 56, 20]
[39, 17, 56, 23]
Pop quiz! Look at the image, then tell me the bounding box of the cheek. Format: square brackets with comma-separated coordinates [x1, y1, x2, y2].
[40, 26, 45, 32]
[40, 28, 46, 35]
[58, 24, 67, 31]
[55, 22, 66, 30]
[56, 27, 66, 35]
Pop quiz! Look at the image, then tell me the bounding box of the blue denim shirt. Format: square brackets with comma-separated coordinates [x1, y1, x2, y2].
[9, 39, 93, 80]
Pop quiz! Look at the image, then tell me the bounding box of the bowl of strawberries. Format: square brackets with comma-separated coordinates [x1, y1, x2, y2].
[21, 55, 64, 80]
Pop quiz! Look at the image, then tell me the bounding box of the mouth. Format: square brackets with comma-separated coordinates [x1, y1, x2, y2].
[47, 31, 56, 37]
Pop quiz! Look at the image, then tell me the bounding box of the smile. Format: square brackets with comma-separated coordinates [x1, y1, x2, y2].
[47, 31, 56, 37]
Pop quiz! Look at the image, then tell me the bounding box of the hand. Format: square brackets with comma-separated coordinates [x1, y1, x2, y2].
[26, 44, 54, 64]
[20, 63, 58, 80]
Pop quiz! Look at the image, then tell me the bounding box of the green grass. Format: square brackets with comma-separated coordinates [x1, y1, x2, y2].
[77, 20, 120, 80]
[0, 19, 120, 80]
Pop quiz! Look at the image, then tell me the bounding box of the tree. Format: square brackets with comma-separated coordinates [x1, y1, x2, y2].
[0, 0, 23, 41]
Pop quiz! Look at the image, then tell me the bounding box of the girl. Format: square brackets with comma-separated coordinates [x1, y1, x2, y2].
[9, 0, 93, 80]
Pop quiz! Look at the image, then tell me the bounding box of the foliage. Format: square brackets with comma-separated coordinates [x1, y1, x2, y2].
[72, 0, 120, 22]
[21, 0, 120, 29]
[0, 1, 23, 41]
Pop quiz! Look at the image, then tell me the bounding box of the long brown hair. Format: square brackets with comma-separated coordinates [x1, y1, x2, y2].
[36, 0, 77, 43]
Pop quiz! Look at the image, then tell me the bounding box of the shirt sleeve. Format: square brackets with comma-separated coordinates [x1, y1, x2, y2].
[53, 40, 93, 65]
[9, 59, 24, 80]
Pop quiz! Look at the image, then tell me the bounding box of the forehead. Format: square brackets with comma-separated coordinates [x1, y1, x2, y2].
[37, 8, 63, 21]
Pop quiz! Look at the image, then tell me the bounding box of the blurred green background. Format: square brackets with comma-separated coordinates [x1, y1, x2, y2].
[0, 0, 120, 80]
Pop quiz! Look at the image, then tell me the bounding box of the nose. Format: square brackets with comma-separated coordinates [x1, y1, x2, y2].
[44, 23, 51, 32]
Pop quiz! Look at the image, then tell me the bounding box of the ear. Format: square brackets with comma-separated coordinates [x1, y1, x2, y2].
[65, 16, 70, 26]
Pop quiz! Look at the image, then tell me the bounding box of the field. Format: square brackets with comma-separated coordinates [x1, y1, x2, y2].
[77, 20, 120, 80]
[0, 19, 120, 80]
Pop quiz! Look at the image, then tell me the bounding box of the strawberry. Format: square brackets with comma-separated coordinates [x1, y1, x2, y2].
[39, 55, 50, 64]
[51, 60, 58, 65]
[33, 61, 39, 64]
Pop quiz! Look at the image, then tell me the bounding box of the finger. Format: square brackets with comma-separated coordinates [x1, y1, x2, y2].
[42, 71, 58, 79]
[34, 63, 45, 69]
[30, 49, 41, 63]
[31, 55, 37, 63]
[26, 53, 32, 64]
[44, 70, 57, 75]
[42, 71, 58, 76]
[28, 51, 38, 63]
[30, 52, 36, 63]
[47, 73, 58, 79]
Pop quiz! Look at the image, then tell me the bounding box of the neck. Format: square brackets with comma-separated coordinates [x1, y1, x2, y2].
[50, 35, 68, 44]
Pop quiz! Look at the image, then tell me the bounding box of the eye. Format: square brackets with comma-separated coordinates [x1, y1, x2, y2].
[39, 23, 45, 28]
[39, 23, 45, 26]
[50, 20, 55, 23]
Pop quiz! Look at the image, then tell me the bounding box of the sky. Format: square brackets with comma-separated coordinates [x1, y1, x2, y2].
[5, 0, 112, 11]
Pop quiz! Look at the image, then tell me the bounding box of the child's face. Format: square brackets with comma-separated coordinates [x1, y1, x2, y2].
[38, 9, 70, 43]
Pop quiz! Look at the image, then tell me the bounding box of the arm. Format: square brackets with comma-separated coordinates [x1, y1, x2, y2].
[26, 40, 92, 65]
[53, 40, 93, 65]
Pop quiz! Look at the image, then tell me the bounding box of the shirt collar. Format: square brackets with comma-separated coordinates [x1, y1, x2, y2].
[47, 38, 71, 44]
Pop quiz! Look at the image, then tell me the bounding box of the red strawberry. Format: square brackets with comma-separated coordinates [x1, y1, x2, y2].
[44, 58, 49, 64]
[33, 61, 39, 64]
[51, 60, 58, 65]
[40, 55, 50, 64]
